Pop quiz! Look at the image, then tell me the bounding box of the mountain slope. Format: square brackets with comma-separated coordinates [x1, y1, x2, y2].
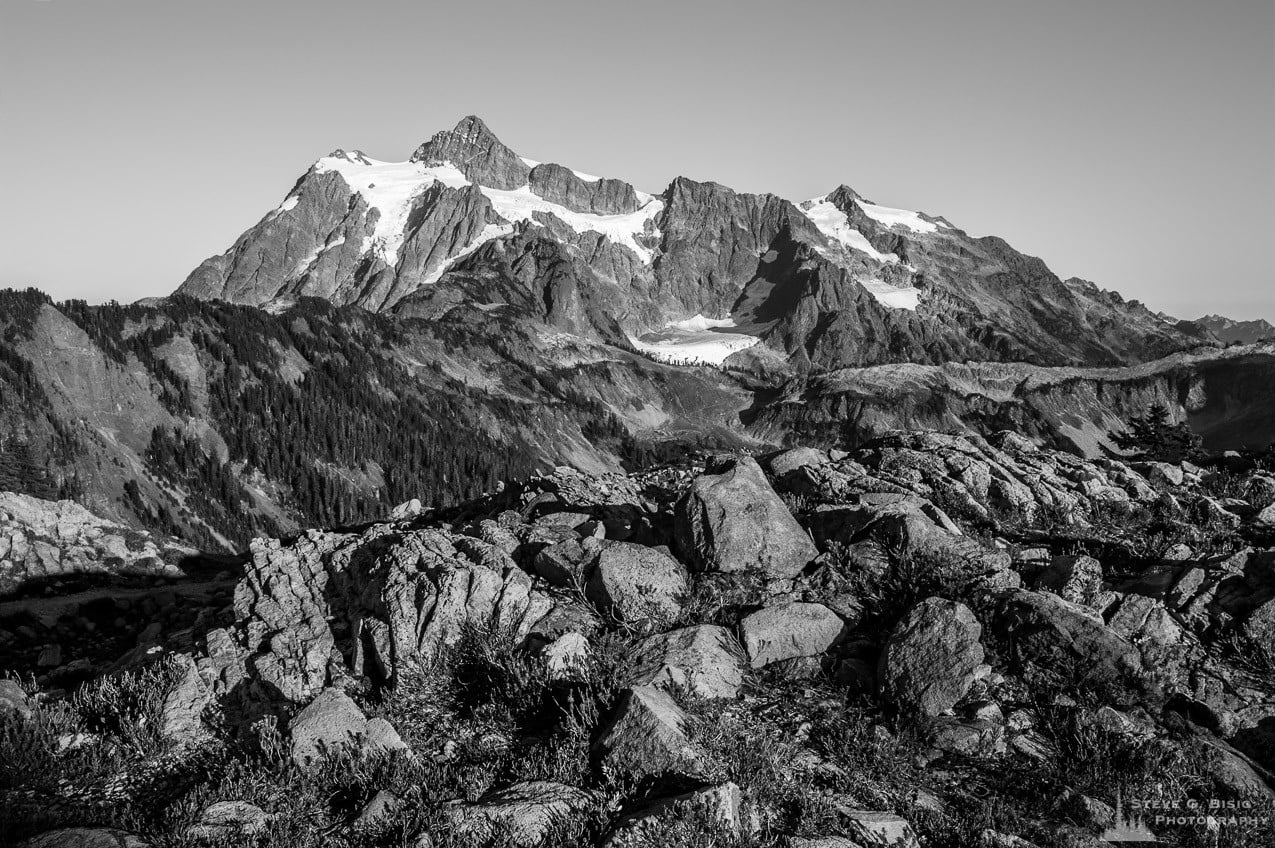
[179, 116, 1210, 372]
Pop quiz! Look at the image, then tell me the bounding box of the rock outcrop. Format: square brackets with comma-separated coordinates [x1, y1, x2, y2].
[0, 492, 188, 596]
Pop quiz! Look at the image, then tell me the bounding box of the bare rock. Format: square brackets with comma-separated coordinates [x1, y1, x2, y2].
[593, 685, 705, 781]
[879, 598, 985, 716]
[185, 801, 269, 841]
[739, 602, 846, 668]
[675, 456, 817, 579]
[838, 810, 920, 848]
[605, 783, 748, 848]
[585, 542, 688, 627]
[0, 678, 31, 718]
[288, 687, 405, 766]
[450, 780, 595, 847]
[159, 653, 211, 745]
[1033, 555, 1104, 607]
[21, 830, 150, 848]
[627, 624, 746, 698]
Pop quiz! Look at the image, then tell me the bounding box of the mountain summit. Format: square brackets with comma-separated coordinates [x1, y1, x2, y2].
[178, 116, 1207, 371]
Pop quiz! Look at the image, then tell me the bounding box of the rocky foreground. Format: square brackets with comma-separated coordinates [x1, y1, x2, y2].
[3, 432, 1275, 847]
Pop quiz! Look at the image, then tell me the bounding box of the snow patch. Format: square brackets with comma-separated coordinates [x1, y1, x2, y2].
[629, 315, 760, 366]
[857, 199, 938, 234]
[520, 156, 540, 167]
[481, 184, 663, 263]
[307, 151, 662, 267]
[418, 222, 515, 286]
[571, 169, 601, 183]
[278, 194, 300, 212]
[314, 152, 469, 265]
[858, 278, 921, 311]
[799, 198, 899, 264]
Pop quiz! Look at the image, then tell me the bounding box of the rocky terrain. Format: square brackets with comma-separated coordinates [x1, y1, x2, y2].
[4, 432, 1275, 846]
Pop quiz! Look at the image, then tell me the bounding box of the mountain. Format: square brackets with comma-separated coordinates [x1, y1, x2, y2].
[3, 116, 1271, 556]
[1197, 314, 1275, 345]
[179, 116, 1209, 373]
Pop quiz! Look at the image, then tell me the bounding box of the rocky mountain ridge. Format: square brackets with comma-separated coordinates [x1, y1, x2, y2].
[178, 116, 1210, 373]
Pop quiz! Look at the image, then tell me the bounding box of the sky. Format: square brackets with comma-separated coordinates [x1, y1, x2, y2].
[2, 0, 1272, 320]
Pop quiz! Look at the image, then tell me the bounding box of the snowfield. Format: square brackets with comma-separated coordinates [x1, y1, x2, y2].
[857, 198, 938, 234]
[628, 315, 760, 366]
[290, 150, 662, 268]
[800, 197, 900, 264]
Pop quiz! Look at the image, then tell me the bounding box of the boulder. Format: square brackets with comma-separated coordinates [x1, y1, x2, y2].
[184, 801, 269, 841]
[675, 456, 817, 579]
[1033, 555, 1104, 607]
[627, 624, 745, 699]
[20, 830, 150, 848]
[990, 589, 1159, 707]
[355, 789, 400, 831]
[543, 632, 591, 681]
[584, 542, 688, 626]
[739, 602, 846, 668]
[879, 598, 985, 716]
[450, 781, 595, 846]
[288, 687, 406, 765]
[159, 653, 211, 745]
[768, 447, 829, 479]
[605, 783, 747, 847]
[838, 811, 920, 848]
[593, 685, 705, 781]
[0, 678, 30, 718]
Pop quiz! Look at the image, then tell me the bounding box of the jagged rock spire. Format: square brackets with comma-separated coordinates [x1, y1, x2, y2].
[410, 115, 530, 190]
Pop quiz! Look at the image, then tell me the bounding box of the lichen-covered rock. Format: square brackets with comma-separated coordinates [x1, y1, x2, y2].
[879, 598, 985, 716]
[1033, 555, 1104, 607]
[675, 456, 817, 579]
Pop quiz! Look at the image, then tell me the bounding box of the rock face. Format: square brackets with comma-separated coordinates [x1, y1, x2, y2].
[0, 492, 187, 596]
[879, 598, 985, 716]
[212, 525, 554, 704]
[738, 602, 846, 668]
[675, 456, 817, 579]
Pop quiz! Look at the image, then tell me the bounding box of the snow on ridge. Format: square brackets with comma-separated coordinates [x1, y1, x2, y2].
[314, 153, 469, 265]
[857, 198, 938, 234]
[799, 198, 899, 264]
[571, 169, 602, 183]
[297, 151, 661, 267]
[629, 315, 760, 366]
[418, 222, 515, 287]
[480, 183, 663, 263]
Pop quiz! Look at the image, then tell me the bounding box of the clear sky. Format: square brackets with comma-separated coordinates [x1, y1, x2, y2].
[2, 0, 1271, 320]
